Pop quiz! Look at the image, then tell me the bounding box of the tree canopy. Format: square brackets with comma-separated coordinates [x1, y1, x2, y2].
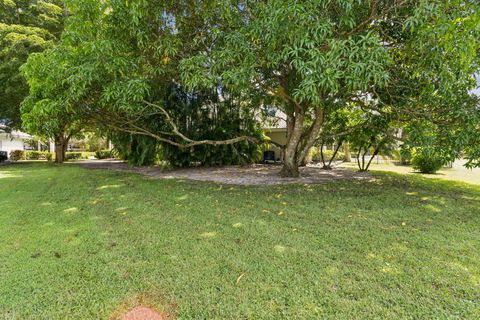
[0, 0, 65, 129]
[19, 0, 480, 172]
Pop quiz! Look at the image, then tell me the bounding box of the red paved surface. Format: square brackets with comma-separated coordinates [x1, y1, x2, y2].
[122, 306, 165, 320]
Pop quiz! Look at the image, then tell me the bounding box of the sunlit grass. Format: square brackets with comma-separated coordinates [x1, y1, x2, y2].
[0, 163, 479, 319]
[340, 161, 480, 185]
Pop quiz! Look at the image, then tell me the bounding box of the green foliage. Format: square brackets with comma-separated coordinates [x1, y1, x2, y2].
[25, 150, 42, 160]
[9, 149, 24, 161]
[18, 0, 480, 170]
[105, 84, 263, 167]
[398, 147, 412, 165]
[349, 113, 398, 171]
[21, 50, 82, 139]
[158, 87, 263, 167]
[94, 149, 113, 160]
[0, 151, 7, 162]
[411, 148, 446, 174]
[0, 0, 65, 129]
[65, 152, 82, 160]
[311, 148, 345, 163]
[401, 121, 459, 169]
[24, 150, 54, 160]
[84, 133, 107, 152]
[64, 152, 94, 160]
[111, 134, 157, 166]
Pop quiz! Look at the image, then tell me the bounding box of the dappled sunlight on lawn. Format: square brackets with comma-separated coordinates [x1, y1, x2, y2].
[1, 163, 480, 319]
[340, 161, 480, 185]
[0, 171, 24, 179]
[96, 184, 124, 190]
[200, 231, 217, 238]
[423, 204, 442, 213]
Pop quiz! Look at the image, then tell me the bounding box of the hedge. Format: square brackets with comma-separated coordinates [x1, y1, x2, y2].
[65, 152, 95, 160]
[95, 150, 113, 159]
[9, 150, 25, 161]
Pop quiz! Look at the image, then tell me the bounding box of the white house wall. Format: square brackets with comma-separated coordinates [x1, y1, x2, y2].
[0, 135, 25, 159]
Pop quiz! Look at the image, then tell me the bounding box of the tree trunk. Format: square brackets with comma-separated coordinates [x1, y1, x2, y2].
[325, 139, 343, 169]
[280, 106, 324, 177]
[280, 154, 300, 177]
[364, 146, 380, 171]
[296, 108, 324, 166]
[54, 136, 69, 163]
[280, 108, 305, 177]
[344, 141, 351, 162]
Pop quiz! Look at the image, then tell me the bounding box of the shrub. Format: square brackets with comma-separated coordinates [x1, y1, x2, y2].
[411, 149, 445, 174]
[24, 151, 55, 160]
[95, 150, 113, 159]
[392, 147, 412, 165]
[9, 150, 25, 161]
[25, 151, 42, 160]
[81, 152, 96, 159]
[0, 151, 7, 162]
[65, 152, 95, 160]
[65, 152, 83, 160]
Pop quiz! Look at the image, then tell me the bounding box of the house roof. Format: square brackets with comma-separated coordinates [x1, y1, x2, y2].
[0, 125, 32, 140]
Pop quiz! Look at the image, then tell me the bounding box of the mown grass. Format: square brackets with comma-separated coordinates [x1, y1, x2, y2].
[0, 163, 479, 319]
[340, 161, 480, 185]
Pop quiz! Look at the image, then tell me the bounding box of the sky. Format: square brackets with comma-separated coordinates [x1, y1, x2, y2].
[471, 74, 480, 96]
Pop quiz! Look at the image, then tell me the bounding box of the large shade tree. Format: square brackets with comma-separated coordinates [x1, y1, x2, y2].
[20, 0, 480, 173]
[21, 0, 262, 164]
[180, 0, 480, 176]
[0, 0, 65, 129]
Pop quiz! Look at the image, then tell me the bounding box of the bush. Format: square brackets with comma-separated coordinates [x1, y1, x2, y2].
[95, 150, 113, 159]
[23, 151, 55, 161]
[25, 151, 42, 160]
[0, 151, 7, 162]
[9, 150, 25, 161]
[82, 152, 96, 159]
[65, 152, 82, 160]
[411, 149, 445, 174]
[392, 147, 412, 165]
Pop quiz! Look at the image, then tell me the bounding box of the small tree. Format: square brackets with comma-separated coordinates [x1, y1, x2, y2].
[316, 106, 363, 169]
[21, 49, 83, 163]
[350, 114, 397, 172]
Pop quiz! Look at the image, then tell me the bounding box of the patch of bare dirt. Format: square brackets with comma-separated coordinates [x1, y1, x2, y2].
[110, 291, 174, 320]
[80, 160, 371, 185]
[121, 306, 166, 320]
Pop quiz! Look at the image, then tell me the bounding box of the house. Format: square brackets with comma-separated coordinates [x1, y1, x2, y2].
[262, 109, 287, 162]
[0, 125, 32, 159]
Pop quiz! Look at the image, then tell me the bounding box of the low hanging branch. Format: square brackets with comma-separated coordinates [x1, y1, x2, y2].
[92, 101, 260, 149]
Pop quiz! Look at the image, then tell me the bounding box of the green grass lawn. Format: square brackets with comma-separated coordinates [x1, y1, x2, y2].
[340, 160, 480, 185]
[1, 163, 480, 319]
